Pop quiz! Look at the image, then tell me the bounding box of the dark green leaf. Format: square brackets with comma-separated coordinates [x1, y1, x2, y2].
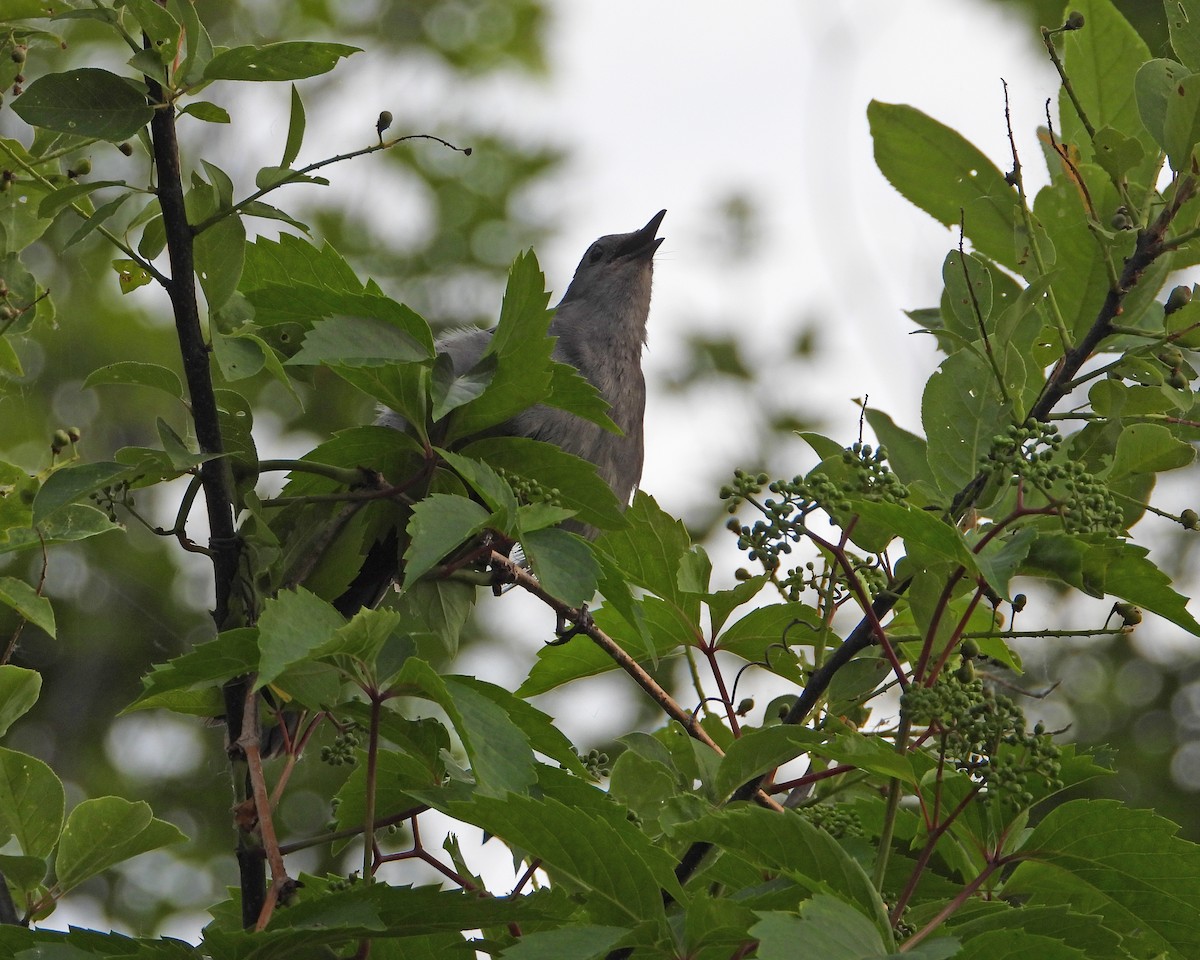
[1107, 421, 1195, 479]
[125, 628, 258, 715]
[289, 314, 430, 366]
[594, 491, 690, 604]
[10, 69, 154, 141]
[462, 436, 625, 532]
[194, 213, 245, 311]
[178, 101, 230, 123]
[1136, 58, 1191, 153]
[203, 42, 361, 81]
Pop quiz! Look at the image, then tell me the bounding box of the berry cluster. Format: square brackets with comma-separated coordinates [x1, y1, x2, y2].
[320, 727, 361, 766]
[496, 467, 564, 508]
[577, 747, 610, 779]
[979, 421, 1123, 535]
[900, 673, 1062, 807]
[796, 802, 865, 839]
[720, 444, 906, 601]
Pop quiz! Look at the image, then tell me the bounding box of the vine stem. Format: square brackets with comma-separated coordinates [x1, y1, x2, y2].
[488, 551, 785, 813]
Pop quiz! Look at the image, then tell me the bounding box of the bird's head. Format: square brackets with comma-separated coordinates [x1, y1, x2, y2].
[559, 209, 666, 310]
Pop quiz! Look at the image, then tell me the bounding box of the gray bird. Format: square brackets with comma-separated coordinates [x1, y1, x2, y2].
[336, 209, 665, 614]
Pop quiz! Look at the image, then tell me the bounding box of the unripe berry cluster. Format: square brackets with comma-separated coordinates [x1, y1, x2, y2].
[979, 421, 1123, 535]
[496, 467, 563, 508]
[900, 672, 1062, 807]
[577, 747, 610, 779]
[320, 728, 361, 766]
[796, 802, 865, 839]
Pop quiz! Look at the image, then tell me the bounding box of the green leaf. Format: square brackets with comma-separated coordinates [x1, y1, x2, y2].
[203, 42, 361, 82]
[499, 926, 630, 960]
[0, 746, 64, 859]
[1171, 1, 1200, 72]
[1023, 536, 1200, 636]
[0, 576, 55, 637]
[973, 526, 1036, 600]
[545, 361, 620, 432]
[112, 257, 153, 293]
[125, 628, 257, 715]
[851, 500, 977, 571]
[32, 461, 127, 525]
[10, 69, 154, 141]
[0, 178, 52, 257]
[256, 588, 346, 690]
[922, 348, 1012, 496]
[436, 448, 518, 524]
[868, 101, 1023, 271]
[1006, 800, 1200, 959]
[37, 179, 128, 220]
[290, 314, 431, 366]
[864, 409, 937, 492]
[1107, 421, 1195, 479]
[281, 83, 305, 168]
[443, 251, 555, 440]
[178, 101, 230, 123]
[448, 792, 678, 928]
[0, 666, 40, 738]
[1162, 71, 1200, 172]
[1091, 125, 1145, 180]
[673, 806, 890, 935]
[595, 491, 690, 604]
[1135, 58, 1191, 155]
[177, 0, 214, 85]
[462, 436, 626, 533]
[1060, 0, 1156, 184]
[713, 725, 823, 799]
[63, 192, 133, 249]
[521, 527, 600, 607]
[194, 213, 245, 311]
[122, 0, 181, 64]
[943, 249, 992, 337]
[55, 797, 185, 894]
[398, 661, 537, 798]
[0, 504, 119, 557]
[403, 494, 490, 586]
[754, 896, 943, 960]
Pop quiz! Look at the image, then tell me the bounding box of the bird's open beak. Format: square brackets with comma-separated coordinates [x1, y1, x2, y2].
[617, 209, 667, 260]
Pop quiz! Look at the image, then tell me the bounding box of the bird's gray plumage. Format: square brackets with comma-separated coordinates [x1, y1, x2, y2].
[380, 209, 665, 507]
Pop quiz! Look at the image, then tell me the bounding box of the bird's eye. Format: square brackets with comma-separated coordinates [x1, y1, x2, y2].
[588, 244, 604, 263]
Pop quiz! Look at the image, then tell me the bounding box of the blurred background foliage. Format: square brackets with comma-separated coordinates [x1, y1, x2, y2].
[1, 0, 1200, 935]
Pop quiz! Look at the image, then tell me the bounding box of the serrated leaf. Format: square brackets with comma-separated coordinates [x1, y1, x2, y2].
[594, 491, 690, 603]
[125, 628, 258, 715]
[673, 806, 889, 935]
[10, 69, 154, 141]
[0, 576, 55, 637]
[1006, 800, 1200, 959]
[448, 792, 678, 928]
[462, 436, 625, 533]
[403, 494, 490, 586]
[0, 666, 40, 738]
[203, 42, 360, 81]
[256, 588, 346, 690]
[55, 797, 185, 893]
[397, 660, 536, 798]
[289, 314, 431, 368]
